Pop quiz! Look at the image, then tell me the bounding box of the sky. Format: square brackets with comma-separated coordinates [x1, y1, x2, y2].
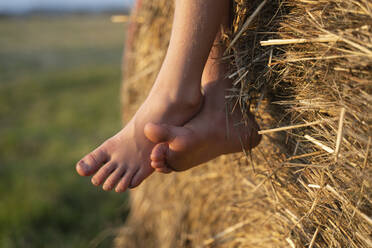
[0, 0, 134, 13]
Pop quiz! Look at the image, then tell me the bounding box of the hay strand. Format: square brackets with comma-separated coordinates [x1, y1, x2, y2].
[260, 36, 339, 46]
[111, 15, 145, 23]
[308, 226, 320, 248]
[286, 237, 296, 248]
[258, 119, 330, 135]
[225, 0, 267, 53]
[334, 108, 346, 162]
[202, 219, 251, 246]
[304, 135, 334, 153]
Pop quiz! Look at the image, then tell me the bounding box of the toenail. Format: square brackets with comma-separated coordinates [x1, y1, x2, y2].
[79, 160, 89, 170]
[91, 178, 98, 185]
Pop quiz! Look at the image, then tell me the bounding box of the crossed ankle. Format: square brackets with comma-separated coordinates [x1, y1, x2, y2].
[150, 84, 203, 114]
[154, 65, 203, 105]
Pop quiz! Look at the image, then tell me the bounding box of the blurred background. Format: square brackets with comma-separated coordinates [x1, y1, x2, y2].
[0, 1, 133, 247]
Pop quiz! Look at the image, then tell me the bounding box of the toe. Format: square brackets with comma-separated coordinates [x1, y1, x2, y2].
[115, 169, 135, 193]
[151, 159, 173, 173]
[150, 143, 169, 162]
[102, 166, 125, 191]
[91, 162, 117, 186]
[76, 146, 109, 176]
[155, 167, 173, 174]
[151, 160, 165, 169]
[129, 168, 147, 189]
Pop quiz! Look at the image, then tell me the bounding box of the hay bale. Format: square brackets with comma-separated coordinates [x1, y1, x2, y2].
[116, 0, 371, 247]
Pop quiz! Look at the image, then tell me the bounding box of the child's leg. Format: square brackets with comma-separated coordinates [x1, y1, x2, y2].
[144, 13, 262, 172]
[76, 0, 231, 192]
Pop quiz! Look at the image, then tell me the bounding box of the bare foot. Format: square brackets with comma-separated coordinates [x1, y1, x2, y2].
[144, 76, 261, 172]
[76, 0, 234, 191]
[76, 68, 202, 192]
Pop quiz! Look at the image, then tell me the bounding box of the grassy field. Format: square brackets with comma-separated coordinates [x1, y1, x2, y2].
[0, 14, 128, 247]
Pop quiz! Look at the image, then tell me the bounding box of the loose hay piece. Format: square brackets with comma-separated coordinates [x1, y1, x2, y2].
[116, 0, 372, 247]
[334, 107, 346, 162]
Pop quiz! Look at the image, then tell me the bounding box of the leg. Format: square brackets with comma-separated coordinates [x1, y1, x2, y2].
[76, 0, 231, 192]
[144, 15, 262, 172]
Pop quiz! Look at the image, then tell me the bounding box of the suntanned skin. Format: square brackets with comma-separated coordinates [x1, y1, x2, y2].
[76, 0, 232, 192]
[144, 31, 261, 173]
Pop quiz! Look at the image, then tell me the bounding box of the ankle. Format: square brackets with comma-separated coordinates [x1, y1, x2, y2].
[157, 54, 203, 92]
[161, 87, 203, 113]
[152, 73, 203, 109]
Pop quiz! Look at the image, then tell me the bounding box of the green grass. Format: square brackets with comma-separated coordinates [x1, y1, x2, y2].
[0, 14, 129, 247]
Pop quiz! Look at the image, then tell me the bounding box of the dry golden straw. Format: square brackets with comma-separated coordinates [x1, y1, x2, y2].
[116, 0, 372, 247]
[260, 36, 339, 46]
[258, 119, 329, 135]
[334, 107, 346, 162]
